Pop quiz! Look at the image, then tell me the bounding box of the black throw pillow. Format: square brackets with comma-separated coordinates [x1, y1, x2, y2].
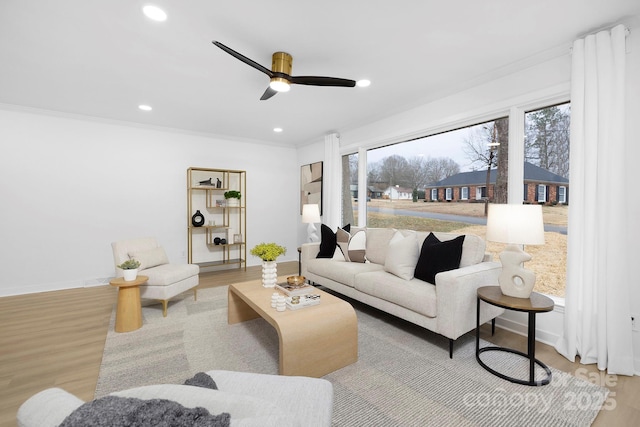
[414, 233, 465, 284]
[316, 223, 350, 258]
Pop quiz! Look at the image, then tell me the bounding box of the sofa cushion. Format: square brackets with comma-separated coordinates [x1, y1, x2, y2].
[383, 231, 419, 280]
[306, 258, 383, 288]
[354, 271, 437, 317]
[414, 233, 465, 284]
[365, 228, 397, 265]
[129, 247, 169, 271]
[417, 232, 485, 267]
[337, 228, 366, 263]
[317, 224, 338, 258]
[141, 263, 199, 286]
[317, 224, 351, 258]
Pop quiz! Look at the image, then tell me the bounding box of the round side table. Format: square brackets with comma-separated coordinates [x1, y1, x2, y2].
[476, 286, 554, 386]
[109, 275, 148, 333]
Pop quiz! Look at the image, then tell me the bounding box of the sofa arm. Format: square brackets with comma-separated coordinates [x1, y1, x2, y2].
[300, 242, 320, 277]
[435, 261, 504, 340]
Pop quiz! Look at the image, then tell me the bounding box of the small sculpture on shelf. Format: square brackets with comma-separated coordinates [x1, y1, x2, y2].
[191, 210, 205, 227]
[199, 178, 213, 186]
[216, 178, 222, 188]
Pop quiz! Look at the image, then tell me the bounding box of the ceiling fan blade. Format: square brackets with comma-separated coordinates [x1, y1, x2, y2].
[260, 86, 278, 101]
[290, 76, 356, 87]
[212, 41, 273, 77]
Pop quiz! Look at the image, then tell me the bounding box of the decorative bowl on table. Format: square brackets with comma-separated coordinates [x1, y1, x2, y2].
[286, 276, 306, 287]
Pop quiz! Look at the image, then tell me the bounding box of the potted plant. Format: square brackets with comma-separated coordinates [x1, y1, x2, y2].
[250, 243, 286, 287]
[224, 190, 241, 207]
[118, 259, 141, 282]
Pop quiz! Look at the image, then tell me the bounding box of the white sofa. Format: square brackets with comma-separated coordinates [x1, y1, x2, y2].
[17, 370, 333, 427]
[301, 228, 504, 357]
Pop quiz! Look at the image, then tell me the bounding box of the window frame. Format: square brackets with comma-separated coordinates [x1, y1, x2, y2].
[537, 184, 547, 203]
[558, 185, 567, 204]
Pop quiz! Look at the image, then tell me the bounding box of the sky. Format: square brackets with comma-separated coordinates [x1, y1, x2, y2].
[366, 125, 481, 172]
[365, 103, 571, 173]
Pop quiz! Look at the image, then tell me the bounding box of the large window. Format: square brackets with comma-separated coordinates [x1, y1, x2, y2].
[341, 102, 570, 299]
[524, 102, 570, 298]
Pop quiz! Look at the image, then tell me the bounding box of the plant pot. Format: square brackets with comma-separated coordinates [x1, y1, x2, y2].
[123, 269, 138, 282]
[226, 198, 240, 207]
[261, 261, 277, 288]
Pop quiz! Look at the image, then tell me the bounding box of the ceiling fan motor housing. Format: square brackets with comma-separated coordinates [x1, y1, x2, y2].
[271, 51, 293, 88]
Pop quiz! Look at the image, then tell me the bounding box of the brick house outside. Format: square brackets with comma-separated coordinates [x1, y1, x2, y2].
[425, 162, 569, 205]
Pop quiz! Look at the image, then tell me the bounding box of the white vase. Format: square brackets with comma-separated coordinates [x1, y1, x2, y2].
[261, 261, 277, 288]
[226, 198, 240, 207]
[123, 269, 138, 281]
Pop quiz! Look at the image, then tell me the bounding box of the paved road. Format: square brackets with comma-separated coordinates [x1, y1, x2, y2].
[368, 206, 567, 234]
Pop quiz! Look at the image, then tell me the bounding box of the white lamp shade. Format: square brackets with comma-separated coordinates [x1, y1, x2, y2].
[486, 204, 545, 245]
[301, 204, 321, 223]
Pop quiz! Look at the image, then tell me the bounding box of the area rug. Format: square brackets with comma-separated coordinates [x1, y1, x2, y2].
[96, 286, 608, 426]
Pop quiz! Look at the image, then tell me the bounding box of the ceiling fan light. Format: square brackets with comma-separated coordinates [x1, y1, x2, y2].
[269, 78, 290, 92]
[142, 5, 167, 22]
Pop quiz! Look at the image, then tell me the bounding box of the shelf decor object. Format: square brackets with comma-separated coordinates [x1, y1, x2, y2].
[485, 204, 545, 298]
[191, 210, 205, 227]
[301, 203, 321, 242]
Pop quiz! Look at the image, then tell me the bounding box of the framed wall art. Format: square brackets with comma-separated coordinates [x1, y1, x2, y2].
[300, 161, 323, 215]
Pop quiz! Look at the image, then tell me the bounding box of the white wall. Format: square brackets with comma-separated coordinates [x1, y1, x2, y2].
[0, 108, 299, 296]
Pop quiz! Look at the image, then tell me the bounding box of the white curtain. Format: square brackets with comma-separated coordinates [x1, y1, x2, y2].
[323, 133, 342, 230]
[555, 24, 634, 375]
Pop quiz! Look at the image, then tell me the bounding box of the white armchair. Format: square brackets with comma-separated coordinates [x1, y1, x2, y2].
[111, 237, 199, 317]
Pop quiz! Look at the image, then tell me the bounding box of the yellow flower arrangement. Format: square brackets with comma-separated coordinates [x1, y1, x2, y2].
[250, 242, 286, 262]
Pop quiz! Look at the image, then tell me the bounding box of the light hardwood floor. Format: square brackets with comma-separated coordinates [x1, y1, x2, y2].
[1, 261, 638, 426]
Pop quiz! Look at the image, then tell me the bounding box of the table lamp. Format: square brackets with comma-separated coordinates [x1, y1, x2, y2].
[302, 204, 321, 242]
[486, 204, 545, 298]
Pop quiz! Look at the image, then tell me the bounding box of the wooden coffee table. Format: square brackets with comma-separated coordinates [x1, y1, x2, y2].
[228, 278, 358, 377]
[109, 275, 148, 333]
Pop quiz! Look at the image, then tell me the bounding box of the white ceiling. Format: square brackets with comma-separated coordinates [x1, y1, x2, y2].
[1, 1, 639, 147]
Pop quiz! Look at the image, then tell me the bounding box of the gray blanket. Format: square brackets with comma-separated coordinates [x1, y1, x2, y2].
[59, 373, 230, 427]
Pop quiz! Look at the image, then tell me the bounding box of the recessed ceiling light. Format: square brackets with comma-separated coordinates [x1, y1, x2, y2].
[273, 127, 283, 133]
[356, 79, 371, 88]
[138, 104, 153, 111]
[142, 5, 167, 22]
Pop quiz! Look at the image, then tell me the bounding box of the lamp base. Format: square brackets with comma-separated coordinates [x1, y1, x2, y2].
[307, 223, 319, 243]
[498, 245, 536, 299]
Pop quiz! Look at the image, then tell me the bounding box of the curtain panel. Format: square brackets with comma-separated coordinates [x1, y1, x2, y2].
[555, 24, 634, 375]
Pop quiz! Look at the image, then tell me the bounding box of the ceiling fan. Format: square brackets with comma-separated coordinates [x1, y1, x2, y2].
[212, 41, 356, 100]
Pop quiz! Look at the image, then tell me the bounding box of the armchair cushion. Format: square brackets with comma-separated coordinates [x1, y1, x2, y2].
[129, 247, 169, 271]
[142, 263, 199, 287]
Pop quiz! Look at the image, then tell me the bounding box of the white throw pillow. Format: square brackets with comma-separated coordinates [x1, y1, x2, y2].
[384, 231, 419, 280]
[128, 247, 169, 271]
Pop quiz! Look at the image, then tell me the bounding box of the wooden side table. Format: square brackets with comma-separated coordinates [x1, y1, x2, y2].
[476, 286, 554, 386]
[109, 275, 148, 333]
